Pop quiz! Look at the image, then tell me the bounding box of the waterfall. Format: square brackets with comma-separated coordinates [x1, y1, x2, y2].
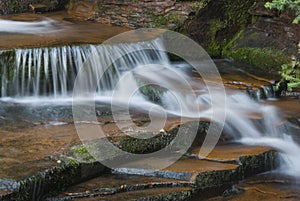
[0, 38, 168, 98]
[0, 45, 88, 98]
[0, 37, 299, 177]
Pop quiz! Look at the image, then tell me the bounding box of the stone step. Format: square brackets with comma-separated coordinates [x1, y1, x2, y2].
[45, 143, 277, 200]
[46, 173, 193, 200]
[64, 187, 193, 201]
[187, 143, 272, 163]
[114, 157, 237, 180]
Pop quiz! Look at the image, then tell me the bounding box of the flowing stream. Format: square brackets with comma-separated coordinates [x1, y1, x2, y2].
[0, 18, 62, 34]
[0, 37, 299, 177]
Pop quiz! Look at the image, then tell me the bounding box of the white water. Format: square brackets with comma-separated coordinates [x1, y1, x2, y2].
[0, 37, 299, 177]
[0, 19, 63, 34]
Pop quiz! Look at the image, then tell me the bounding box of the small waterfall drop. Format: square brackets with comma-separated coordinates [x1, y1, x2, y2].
[0, 45, 89, 98]
[0, 37, 299, 177]
[0, 38, 168, 99]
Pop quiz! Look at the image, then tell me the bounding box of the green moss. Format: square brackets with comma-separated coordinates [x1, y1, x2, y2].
[224, 47, 289, 72]
[181, 0, 256, 57]
[139, 84, 164, 104]
[222, 29, 244, 52]
[70, 145, 96, 162]
[66, 157, 80, 167]
[152, 13, 181, 28]
[119, 132, 175, 154]
[195, 170, 238, 189]
[191, 0, 210, 12]
[208, 19, 226, 56]
[144, 189, 193, 201]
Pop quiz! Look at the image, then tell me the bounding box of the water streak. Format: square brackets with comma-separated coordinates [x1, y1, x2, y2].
[0, 19, 63, 34]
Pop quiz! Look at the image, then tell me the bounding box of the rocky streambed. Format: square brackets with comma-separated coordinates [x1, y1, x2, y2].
[0, 121, 278, 201]
[0, 10, 300, 201]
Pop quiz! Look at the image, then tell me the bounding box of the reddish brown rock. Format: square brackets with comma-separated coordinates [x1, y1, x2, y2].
[68, 0, 97, 20]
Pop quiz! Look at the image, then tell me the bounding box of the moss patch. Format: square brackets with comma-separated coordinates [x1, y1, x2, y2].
[224, 47, 289, 72]
[178, 0, 256, 57]
[69, 145, 96, 163]
[152, 13, 182, 28]
[119, 132, 176, 154]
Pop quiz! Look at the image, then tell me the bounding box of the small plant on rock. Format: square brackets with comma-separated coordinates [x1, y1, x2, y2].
[265, 0, 300, 24]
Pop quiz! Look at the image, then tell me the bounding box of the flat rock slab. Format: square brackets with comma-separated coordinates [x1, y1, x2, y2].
[0, 11, 129, 49]
[72, 187, 193, 201]
[0, 124, 79, 180]
[189, 143, 272, 163]
[0, 11, 165, 50]
[164, 157, 239, 178]
[45, 145, 277, 200]
[62, 174, 189, 192]
[114, 156, 239, 181]
[49, 173, 193, 200]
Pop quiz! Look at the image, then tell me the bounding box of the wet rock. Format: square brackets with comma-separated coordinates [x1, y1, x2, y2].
[178, 0, 299, 76]
[68, 0, 195, 28]
[0, 159, 108, 201]
[46, 173, 194, 200]
[237, 150, 279, 178]
[0, 179, 19, 194]
[178, 0, 256, 57]
[1, 132, 280, 200]
[68, 0, 98, 20]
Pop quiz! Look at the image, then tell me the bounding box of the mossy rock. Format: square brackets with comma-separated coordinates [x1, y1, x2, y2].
[119, 132, 176, 154]
[224, 47, 290, 73]
[195, 169, 238, 189]
[178, 0, 256, 57]
[138, 84, 164, 105]
[119, 121, 210, 154]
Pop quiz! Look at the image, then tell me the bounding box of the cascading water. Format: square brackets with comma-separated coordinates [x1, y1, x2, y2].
[0, 37, 299, 177]
[0, 38, 168, 99]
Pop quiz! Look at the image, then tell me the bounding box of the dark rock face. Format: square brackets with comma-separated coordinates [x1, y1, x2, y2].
[178, 0, 257, 57]
[222, 2, 300, 72]
[178, 0, 300, 73]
